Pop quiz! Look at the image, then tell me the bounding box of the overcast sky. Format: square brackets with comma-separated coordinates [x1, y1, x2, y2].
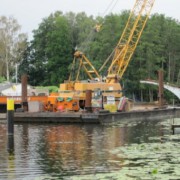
[1, 0, 180, 40]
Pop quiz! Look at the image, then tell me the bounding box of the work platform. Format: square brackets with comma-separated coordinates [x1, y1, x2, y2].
[1, 107, 179, 124]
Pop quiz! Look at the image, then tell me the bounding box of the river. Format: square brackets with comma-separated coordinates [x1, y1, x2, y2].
[0, 118, 179, 179]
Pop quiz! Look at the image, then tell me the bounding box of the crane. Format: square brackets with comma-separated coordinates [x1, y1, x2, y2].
[71, 0, 155, 83]
[48, 0, 155, 111]
[101, 0, 155, 83]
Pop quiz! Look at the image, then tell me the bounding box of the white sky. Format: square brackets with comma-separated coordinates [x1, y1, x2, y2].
[1, 0, 180, 40]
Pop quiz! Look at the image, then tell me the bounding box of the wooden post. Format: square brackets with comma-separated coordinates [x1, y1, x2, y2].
[85, 90, 92, 112]
[102, 95, 104, 109]
[21, 74, 28, 111]
[158, 70, 164, 108]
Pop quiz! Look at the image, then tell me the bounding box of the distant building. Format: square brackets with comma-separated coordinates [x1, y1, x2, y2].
[0, 82, 32, 96]
[0, 82, 49, 96]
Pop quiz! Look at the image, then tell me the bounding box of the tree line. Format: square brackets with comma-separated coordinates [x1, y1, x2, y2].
[0, 11, 179, 103]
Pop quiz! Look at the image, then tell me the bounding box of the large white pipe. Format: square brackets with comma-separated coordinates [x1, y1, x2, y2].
[140, 80, 180, 100]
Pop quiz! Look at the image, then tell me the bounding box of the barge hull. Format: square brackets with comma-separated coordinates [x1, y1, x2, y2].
[0, 108, 179, 124]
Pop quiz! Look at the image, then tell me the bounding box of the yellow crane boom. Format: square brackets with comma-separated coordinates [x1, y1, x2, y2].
[106, 0, 155, 83]
[69, 51, 101, 82]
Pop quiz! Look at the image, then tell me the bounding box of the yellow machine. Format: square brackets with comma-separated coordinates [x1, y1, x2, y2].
[48, 0, 155, 111]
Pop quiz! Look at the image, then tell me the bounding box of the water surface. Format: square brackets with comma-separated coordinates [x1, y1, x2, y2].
[0, 118, 177, 179]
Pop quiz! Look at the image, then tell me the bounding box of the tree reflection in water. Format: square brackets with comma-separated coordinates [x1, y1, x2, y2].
[0, 120, 165, 179]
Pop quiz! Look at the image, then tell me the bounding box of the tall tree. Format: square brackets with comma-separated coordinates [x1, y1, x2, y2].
[23, 12, 73, 86]
[45, 13, 73, 85]
[0, 16, 27, 81]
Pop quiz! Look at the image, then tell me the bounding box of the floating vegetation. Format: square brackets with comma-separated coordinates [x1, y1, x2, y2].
[2, 118, 180, 180]
[67, 133, 180, 180]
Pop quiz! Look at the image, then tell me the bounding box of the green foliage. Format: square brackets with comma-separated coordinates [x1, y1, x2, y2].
[0, 16, 27, 81]
[19, 12, 73, 86]
[18, 11, 180, 103]
[36, 86, 59, 93]
[0, 76, 6, 83]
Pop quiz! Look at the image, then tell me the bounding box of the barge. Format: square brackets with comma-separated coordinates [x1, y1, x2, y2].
[1, 107, 180, 124]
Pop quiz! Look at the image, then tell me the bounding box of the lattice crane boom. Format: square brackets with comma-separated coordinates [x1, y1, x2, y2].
[69, 51, 101, 82]
[106, 0, 155, 83]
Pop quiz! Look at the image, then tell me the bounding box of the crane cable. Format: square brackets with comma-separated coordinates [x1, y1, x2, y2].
[78, 0, 119, 52]
[94, 0, 119, 32]
[99, 49, 115, 72]
[101, 0, 119, 17]
[98, 0, 122, 73]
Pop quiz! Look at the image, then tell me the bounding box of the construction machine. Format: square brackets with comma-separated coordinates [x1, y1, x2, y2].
[47, 0, 155, 112]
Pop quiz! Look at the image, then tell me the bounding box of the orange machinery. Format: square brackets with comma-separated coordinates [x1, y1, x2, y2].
[0, 0, 154, 113]
[46, 92, 79, 112]
[48, 0, 155, 112]
[0, 94, 79, 112]
[0, 96, 48, 112]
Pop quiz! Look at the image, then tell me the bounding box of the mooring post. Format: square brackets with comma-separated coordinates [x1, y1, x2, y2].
[7, 99, 15, 153]
[85, 90, 92, 112]
[102, 95, 104, 109]
[7, 99, 14, 136]
[158, 70, 164, 108]
[21, 74, 28, 111]
[7, 135, 14, 154]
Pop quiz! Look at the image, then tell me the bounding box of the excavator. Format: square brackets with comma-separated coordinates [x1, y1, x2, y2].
[47, 0, 155, 112]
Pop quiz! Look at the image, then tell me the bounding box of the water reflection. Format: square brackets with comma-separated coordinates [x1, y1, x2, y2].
[38, 125, 127, 176]
[0, 119, 167, 179]
[7, 136, 14, 154]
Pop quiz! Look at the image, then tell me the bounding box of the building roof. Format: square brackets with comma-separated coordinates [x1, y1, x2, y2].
[0, 82, 49, 96]
[0, 82, 14, 92]
[0, 82, 31, 96]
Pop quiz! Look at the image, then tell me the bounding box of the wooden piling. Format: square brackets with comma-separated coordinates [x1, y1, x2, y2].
[158, 70, 164, 108]
[21, 74, 28, 111]
[85, 90, 92, 112]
